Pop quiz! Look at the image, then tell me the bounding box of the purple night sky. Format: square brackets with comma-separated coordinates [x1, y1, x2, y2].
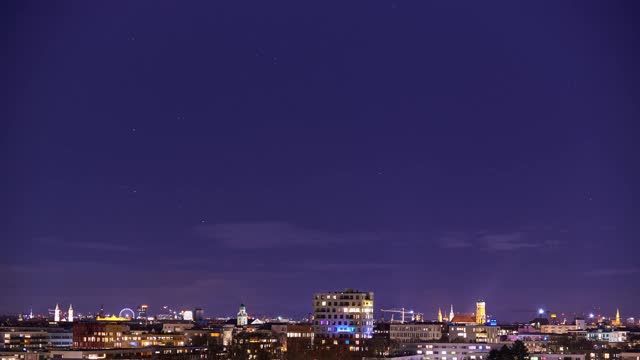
[2, 1, 639, 321]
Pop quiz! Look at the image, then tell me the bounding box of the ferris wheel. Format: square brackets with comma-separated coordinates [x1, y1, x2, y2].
[119, 308, 135, 319]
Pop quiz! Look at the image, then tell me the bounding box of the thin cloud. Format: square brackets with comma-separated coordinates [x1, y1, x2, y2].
[479, 232, 539, 251]
[584, 268, 640, 277]
[439, 231, 559, 252]
[439, 233, 473, 249]
[38, 237, 134, 252]
[195, 222, 388, 249]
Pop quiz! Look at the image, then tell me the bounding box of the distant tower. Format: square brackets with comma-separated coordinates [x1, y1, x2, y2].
[237, 304, 248, 326]
[449, 304, 454, 322]
[194, 307, 204, 322]
[68, 304, 74, 322]
[99, 304, 105, 318]
[29, 308, 33, 320]
[54, 304, 60, 322]
[438, 308, 443, 322]
[137, 304, 148, 319]
[615, 309, 621, 326]
[476, 300, 486, 324]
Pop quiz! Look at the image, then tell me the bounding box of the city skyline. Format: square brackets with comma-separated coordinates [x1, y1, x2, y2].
[3, 0, 639, 321]
[7, 298, 635, 325]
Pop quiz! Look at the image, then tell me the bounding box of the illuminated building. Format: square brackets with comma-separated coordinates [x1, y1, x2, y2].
[182, 310, 193, 321]
[476, 300, 486, 324]
[449, 305, 454, 323]
[438, 308, 443, 322]
[162, 322, 195, 333]
[96, 314, 132, 321]
[49, 330, 73, 348]
[229, 330, 284, 359]
[313, 288, 374, 351]
[540, 319, 586, 334]
[613, 309, 621, 326]
[72, 323, 130, 349]
[530, 354, 586, 360]
[587, 330, 628, 343]
[388, 323, 443, 343]
[414, 343, 494, 360]
[451, 313, 476, 324]
[285, 324, 315, 353]
[121, 331, 186, 347]
[68, 304, 74, 322]
[449, 324, 500, 343]
[237, 304, 248, 326]
[54, 304, 60, 322]
[49, 346, 208, 359]
[136, 304, 148, 319]
[0, 330, 49, 351]
[0, 328, 73, 351]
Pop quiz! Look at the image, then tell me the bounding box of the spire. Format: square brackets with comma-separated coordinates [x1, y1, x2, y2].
[54, 304, 61, 322]
[438, 308, 443, 322]
[615, 309, 621, 326]
[449, 304, 454, 322]
[68, 304, 74, 322]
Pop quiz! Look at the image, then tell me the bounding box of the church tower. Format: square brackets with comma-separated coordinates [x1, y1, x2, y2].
[54, 304, 60, 322]
[449, 304, 454, 322]
[68, 304, 74, 322]
[438, 308, 443, 322]
[615, 309, 621, 326]
[476, 300, 486, 324]
[237, 304, 248, 326]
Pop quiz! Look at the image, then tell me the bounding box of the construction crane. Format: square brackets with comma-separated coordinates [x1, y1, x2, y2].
[380, 308, 424, 323]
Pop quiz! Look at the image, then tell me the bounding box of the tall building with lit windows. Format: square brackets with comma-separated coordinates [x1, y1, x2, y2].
[313, 288, 374, 351]
[136, 304, 148, 319]
[476, 300, 486, 324]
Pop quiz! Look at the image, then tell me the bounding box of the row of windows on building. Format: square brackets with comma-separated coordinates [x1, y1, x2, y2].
[315, 294, 369, 300]
[316, 301, 365, 307]
[315, 314, 360, 319]
[314, 307, 370, 314]
[417, 345, 493, 350]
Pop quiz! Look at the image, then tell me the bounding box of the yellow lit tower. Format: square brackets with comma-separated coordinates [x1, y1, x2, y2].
[438, 308, 443, 322]
[614, 309, 621, 326]
[476, 300, 486, 324]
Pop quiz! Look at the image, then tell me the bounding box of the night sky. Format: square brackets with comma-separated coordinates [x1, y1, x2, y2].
[2, 1, 639, 322]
